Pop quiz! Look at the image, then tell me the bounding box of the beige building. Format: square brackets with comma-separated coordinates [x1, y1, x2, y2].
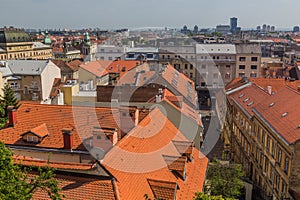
[223, 78, 300, 200]
[0, 60, 61, 101]
[235, 44, 261, 78]
[0, 27, 52, 60]
[0, 71, 3, 96]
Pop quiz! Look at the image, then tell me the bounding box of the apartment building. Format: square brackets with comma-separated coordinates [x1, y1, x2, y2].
[223, 78, 300, 199]
[196, 44, 236, 89]
[235, 44, 261, 79]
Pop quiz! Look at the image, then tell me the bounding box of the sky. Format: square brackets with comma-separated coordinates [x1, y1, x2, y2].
[1, 0, 299, 30]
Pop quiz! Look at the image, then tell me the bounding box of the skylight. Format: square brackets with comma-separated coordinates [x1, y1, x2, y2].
[243, 98, 250, 102]
[238, 94, 245, 98]
[282, 112, 288, 117]
[269, 102, 275, 107]
[247, 102, 254, 106]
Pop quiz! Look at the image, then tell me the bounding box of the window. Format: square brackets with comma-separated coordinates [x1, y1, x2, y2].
[238, 73, 245, 78]
[226, 65, 231, 69]
[190, 64, 193, 70]
[285, 157, 289, 174]
[27, 135, 38, 143]
[278, 149, 282, 163]
[251, 57, 258, 62]
[250, 73, 257, 78]
[100, 49, 104, 52]
[239, 65, 246, 69]
[189, 73, 193, 78]
[201, 64, 206, 69]
[108, 57, 113, 60]
[225, 73, 230, 79]
[162, 55, 165, 59]
[251, 65, 257, 70]
[97, 135, 102, 140]
[239, 57, 246, 62]
[185, 64, 188, 69]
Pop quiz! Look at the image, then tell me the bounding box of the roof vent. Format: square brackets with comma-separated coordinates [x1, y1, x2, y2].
[298, 125, 300, 129]
[247, 101, 254, 106]
[243, 98, 250, 102]
[238, 94, 245, 98]
[269, 102, 275, 107]
[282, 112, 288, 117]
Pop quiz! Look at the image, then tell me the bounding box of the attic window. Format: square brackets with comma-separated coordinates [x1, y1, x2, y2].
[26, 135, 39, 143]
[243, 98, 250, 102]
[269, 102, 275, 107]
[247, 102, 254, 106]
[238, 94, 245, 98]
[282, 112, 288, 117]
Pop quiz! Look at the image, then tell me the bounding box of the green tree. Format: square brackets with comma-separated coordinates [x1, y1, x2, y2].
[0, 84, 20, 129]
[1, 83, 20, 116]
[0, 142, 63, 200]
[194, 192, 235, 200]
[205, 160, 245, 199]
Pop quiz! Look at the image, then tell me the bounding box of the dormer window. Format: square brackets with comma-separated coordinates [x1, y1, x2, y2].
[21, 123, 49, 143]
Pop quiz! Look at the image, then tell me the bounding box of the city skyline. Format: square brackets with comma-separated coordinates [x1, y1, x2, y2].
[1, 0, 300, 30]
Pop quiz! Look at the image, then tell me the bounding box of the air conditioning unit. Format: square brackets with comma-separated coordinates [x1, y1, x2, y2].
[66, 80, 72, 85]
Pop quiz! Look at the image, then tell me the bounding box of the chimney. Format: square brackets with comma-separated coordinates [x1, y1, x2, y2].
[62, 128, 73, 150]
[7, 106, 17, 127]
[267, 86, 272, 95]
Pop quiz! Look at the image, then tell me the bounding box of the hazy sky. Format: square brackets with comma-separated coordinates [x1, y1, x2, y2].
[1, 0, 299, 30]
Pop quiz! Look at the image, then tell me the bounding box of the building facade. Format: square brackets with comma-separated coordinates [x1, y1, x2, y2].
[0, 27, 52, 60]
[223, 78, 300, 199]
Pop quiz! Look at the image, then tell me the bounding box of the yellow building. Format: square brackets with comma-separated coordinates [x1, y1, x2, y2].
[223, 78, 300, 200]
[0, 27, 52, 60]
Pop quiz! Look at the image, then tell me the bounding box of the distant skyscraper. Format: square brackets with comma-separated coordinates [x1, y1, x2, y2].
[270, 26, 275, 32]
[230, 17, 238, 33]
[256, 26, 261, 32]
[293, 26, 300, 32]
[262, 24, 267, 32]
[267, 25, 271, 32]
[194, 25, 199, 34]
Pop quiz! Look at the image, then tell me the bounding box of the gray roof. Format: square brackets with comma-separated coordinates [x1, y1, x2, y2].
[6, 60, 50, 75]
[196, 44, 236, 54]
[235, 44, 262, 54]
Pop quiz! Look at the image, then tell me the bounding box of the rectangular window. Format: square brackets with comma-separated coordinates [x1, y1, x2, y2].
[225, 73, 230, 79]
[185, 64, 188, 69]
[201, 64, 206, 69]
[190, 64, 193, 70]
[226, 65, 231, 69]
[251, 65, 257, 70]
[285, 157, 289, 174]
[250, 73, 257, 78]
[278, 149, 282, 163]
[251, 57, 258, 62]
[239, 57, 246, 62]
[239, 65, 246, 69]
[238, 73, 245, 78]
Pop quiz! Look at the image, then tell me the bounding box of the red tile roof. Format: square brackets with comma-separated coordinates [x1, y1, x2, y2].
[106, 60, 141, 77]
[33, 174, 116, 200]
[0, 103, 120, 151]
[80, 60, 112, 77]
[253, 87, 300, 144]
[227, 78, 300, 144]
[102, 108, 208, 200]
[161, 64, 197, 107]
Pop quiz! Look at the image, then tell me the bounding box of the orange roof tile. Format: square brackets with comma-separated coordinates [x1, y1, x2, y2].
[33, 174, 116, 200]
[162, 64, 197, 107]
[80, 60, 112, 77]
[102, 108, 208, 200]
[26, 123, 50, 138]
[106, 60, 141, 77]
[0, 103, 120, 151]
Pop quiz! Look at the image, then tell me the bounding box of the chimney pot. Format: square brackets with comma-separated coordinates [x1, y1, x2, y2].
[7, 106, 17, 127]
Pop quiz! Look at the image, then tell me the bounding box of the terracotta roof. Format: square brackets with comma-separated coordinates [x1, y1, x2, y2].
[253, 86, 300, 144]
[0, 103, 120, 151]
[161, 64, 197, 107]
[227, 78, 300, 144]
[163, 89, 202, 127]
[52, 60, 82, 73]
[102, 108, 208, 200]
[147, 179, 177, 200]
[24, 123, 50, 138]
[33, 174, 116, 200]
[80, 60, 112, 77]
[106, 60, 141, 77]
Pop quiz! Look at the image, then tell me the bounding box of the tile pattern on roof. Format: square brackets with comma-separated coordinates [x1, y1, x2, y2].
[147, 179, 177, 200]
[0, 103, 120, 151]
[102, 108, 208, 200]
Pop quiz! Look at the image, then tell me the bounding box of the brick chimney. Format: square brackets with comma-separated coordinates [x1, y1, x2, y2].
[62, 128, 73, 150]
[7, 106, 17, 127]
